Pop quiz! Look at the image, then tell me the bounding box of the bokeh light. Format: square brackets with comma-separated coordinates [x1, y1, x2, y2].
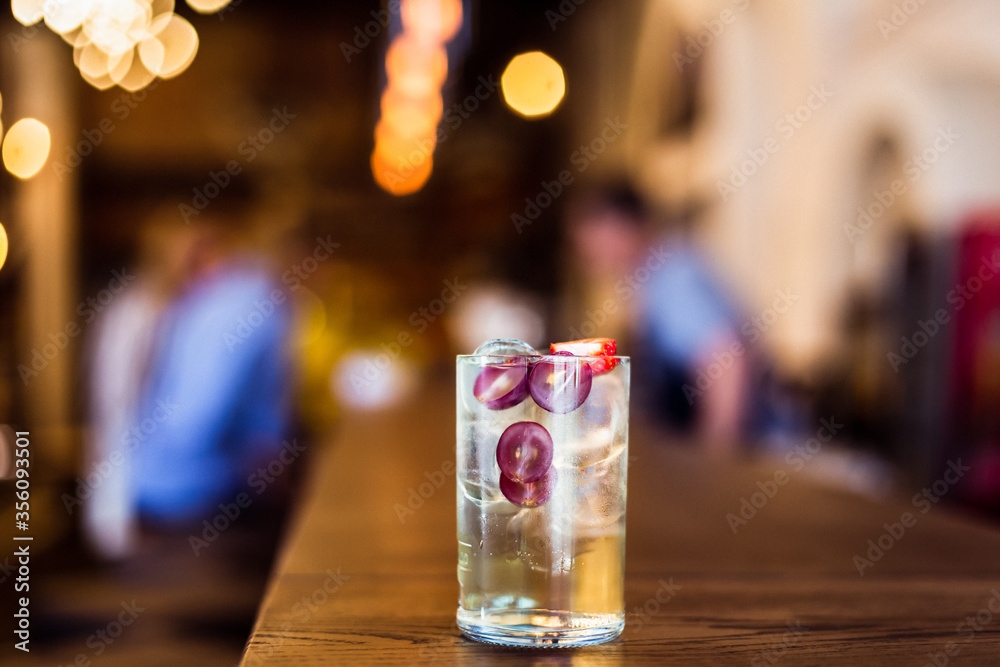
[43, 0, 89, 34]
[380, 87, 443, 138]
[294, 287, 328, 347]
[501, 51, 566, 118]
[385, 37, 448, 95]
[11, 0, 224, 92]
[138, 33, 167, 73]
[0, 222, 8, 273]
[186, 0, 232, 14]
[372, 4, 461, 195]
[11, 0, 44, 27]
[117, 51, 157, 92]
[371, 150, 433, 196]
[2, 118, 52, 179]
[401, 0, 463, 45]
[151, 13, 199, 78]
[331, 350, 417, 411]
[374, 121, 436, 162]
[0, 425, 15, 480]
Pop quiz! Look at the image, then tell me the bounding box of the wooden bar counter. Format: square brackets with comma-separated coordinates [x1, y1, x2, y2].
[242, 384, 1000, 664]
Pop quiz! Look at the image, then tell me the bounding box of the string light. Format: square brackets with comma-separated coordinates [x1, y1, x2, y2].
[371, 149, 433, 197]
[401, 0, 462, 44]
[372, 0, 463, 196]
[11, 0, 229, 92]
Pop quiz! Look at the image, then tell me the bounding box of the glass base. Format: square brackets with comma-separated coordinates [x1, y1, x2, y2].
[457, 608, 624, 647]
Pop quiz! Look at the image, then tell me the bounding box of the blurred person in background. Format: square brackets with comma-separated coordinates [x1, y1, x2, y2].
[565, 183, 751, 455]
[72, 198, 297, 658]
[83, 198, 295, 559]
[131, 201, 294, 529]
[83, 207, 181, 559]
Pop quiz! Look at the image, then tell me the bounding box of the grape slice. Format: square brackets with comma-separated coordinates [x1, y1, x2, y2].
[473, 357, 529, 410]
[528, 352, 593, 414]
[496, 421, 553, 483]
[499, 466, 557, 507]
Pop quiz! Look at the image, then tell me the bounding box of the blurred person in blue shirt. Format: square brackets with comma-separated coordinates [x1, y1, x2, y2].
[84, 209, 178, 559]
[566, 184, 751, 455]
[130, 204, 293, 526]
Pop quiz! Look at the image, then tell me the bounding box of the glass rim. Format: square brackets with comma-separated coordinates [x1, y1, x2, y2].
[457, 354, 630, 362]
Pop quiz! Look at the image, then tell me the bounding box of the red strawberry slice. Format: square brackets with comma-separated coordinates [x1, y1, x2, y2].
[549, 338, 619, 374]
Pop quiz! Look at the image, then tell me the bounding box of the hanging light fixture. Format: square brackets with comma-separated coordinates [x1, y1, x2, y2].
[10, 0, 233, 92]
[371, 0, 464, 196]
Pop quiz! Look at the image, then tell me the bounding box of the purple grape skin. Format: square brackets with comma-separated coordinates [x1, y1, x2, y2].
[473, 358, 529, 410]
[496, 421, 553, 483]
[499, 466, 557, 507]
[528, 353, 593, 414]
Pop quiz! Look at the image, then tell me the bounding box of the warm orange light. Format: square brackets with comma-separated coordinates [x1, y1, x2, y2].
[12, 0, 44, 27]
[373, 0, 460, 196]
[371, 150, 433, 196]
[83, 0, 148, 57]
[107, 48, 135, 84]
[380, 87, 443, 139]
[78, 67, 117, 91]
[374, 126, 436, 173]
[138, 34, 166, 74]
[117, 55, 157, 92]
[19, 0, 200, 92]
[0, 223, 8, 273]
[386, 37, 448, 90]
[501, 51, 566, 118]
[43, 0, 88, 34]
[401, 0, 463, 44]
[77, 42, 113, 79]
[186, 0, 232, 14]
[148, 12, 198, 79]
[2, 118, 51, 179]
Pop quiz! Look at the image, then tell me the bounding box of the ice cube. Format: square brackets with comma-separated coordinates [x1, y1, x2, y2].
[474, 338, 538, 358]
[459, 467, 508, 505]
[580, 370, 627, 427]
[552, 425, 625, 470]
[458, 421, 509, 504]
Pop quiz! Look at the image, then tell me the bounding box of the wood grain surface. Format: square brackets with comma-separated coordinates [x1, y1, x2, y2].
[242, 384, 1000, 665]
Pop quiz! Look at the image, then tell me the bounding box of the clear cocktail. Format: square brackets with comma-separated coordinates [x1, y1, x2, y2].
[456, 338, 629, 646]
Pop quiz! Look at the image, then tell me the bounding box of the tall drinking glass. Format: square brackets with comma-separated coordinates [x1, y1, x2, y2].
[456, 351, 629, 646]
